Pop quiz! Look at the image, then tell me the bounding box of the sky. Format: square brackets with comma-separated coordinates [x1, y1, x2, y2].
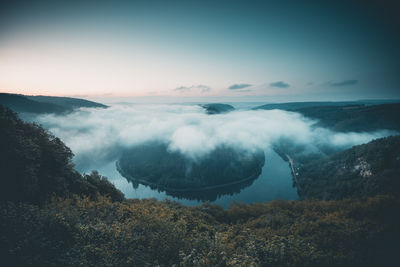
[1, 0, 399, 101]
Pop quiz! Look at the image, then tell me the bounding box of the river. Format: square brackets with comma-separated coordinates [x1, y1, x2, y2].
[78, 148, 298, 208]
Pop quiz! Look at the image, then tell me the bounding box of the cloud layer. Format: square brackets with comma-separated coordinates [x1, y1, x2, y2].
[228, 83, 252, 90]
[174, 85, 212, 93]
[31, 104, 396, 171]
[270, 81, 290, 88]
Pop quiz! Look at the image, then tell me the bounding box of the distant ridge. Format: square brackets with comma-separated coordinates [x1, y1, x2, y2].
[0, 93, 107, 114]
[26, 95, 107, 109]
[254, 100, 400, 132]
[292, 103, 400, 132]
[200, 103, 235, 114]
[253, 99, 400, 111]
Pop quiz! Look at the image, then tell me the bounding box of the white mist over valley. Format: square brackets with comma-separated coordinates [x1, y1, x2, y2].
[25, 102, 395, 205]
[34, 103, 393, 166]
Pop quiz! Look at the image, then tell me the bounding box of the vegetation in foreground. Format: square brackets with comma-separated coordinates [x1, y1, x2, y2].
[0, 105, 399, 266]
[2, 194, 398, 266]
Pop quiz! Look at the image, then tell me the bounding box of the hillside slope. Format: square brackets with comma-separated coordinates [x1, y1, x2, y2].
[297, 135, 400, 200]
[254, 99, 400, 111]
[26, 95, 107, 109]
[0, 106, 123, 203]
[0, 93, 107, 114]
[296, 103, 400, 132]
[0, 93, 69, 114]
[255, 101, 400, 132]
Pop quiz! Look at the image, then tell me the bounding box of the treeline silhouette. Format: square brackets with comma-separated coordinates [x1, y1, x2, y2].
[256, 101, 400, 132]
[0, 93, 107, 114]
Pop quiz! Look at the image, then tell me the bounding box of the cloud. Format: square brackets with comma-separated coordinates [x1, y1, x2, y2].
[328, 79, 358, 87]
[32, 104, 394, 170]
[174, 85, 211, 93]
[228, 83, 252, 90]
[269, 81, 290, 88]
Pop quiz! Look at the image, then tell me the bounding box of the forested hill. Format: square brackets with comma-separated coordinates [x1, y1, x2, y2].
[294, 103, 400, 132]
[253, 99, 400, 111]
[26, 95, 107, 109]
[0, 106, 123, 203]
[200, 103, 235, 114]
[0, 93, 107, 114]
[297, 135, 400, 200]
[255, 101, 400, 132]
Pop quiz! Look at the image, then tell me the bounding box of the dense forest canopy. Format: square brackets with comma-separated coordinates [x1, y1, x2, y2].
[0, 106, 123, 203]
[297, 135, 400, 200]
[117, 143, 265, 192]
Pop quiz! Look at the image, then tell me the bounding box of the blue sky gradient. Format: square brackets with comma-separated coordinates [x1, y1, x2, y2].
[1, 0, 399, 101]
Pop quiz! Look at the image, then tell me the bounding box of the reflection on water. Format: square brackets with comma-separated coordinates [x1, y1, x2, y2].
[78, 149, 298, 208]
[128, 172, 261, 202]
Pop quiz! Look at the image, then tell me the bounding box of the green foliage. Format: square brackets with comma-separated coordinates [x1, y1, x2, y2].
[117, 143, 264, 190]
[1, 195, 398, 266]
[81, 171, 124, 202]
[0, 106, 123, 204]
[298, 135, 400, 200]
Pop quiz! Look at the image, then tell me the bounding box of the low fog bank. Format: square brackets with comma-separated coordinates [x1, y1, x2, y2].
[32, 104, 396, 171]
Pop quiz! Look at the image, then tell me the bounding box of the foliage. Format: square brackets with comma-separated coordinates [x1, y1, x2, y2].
[117, 143, 264, 190]
[1, 195, 399, 266]
[0, 106, 123, 204]
[298, 135, 400, 200]
[81, 171, 124, 202]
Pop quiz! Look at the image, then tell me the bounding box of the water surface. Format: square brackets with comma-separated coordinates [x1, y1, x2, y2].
[79, 149, 298, 208]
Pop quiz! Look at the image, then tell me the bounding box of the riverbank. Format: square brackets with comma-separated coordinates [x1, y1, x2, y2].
[116, 160, 264, 193]
[285, 154, 302, 192]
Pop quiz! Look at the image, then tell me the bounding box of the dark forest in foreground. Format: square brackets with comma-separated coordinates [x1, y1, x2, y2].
[0, 105, 399, 266]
